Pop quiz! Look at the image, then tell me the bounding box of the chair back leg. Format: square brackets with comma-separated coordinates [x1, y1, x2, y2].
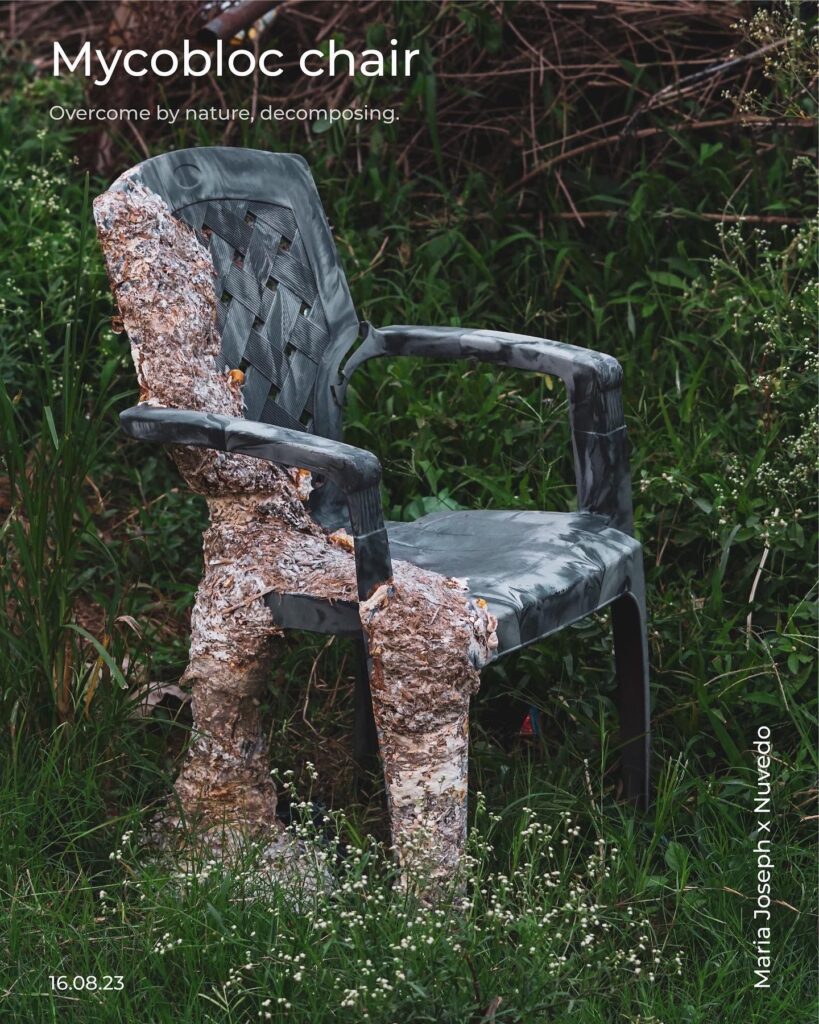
[353, 637, 380, 777]
[611, 589, 651, 809]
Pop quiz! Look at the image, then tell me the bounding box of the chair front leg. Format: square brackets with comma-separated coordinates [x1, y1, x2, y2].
[369, 673, 474, 896]
[611, 587, 651, 809]
[358, 575, 496, 899]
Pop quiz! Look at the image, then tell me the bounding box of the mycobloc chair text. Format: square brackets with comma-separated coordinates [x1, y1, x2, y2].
[53, 40, 420, 87]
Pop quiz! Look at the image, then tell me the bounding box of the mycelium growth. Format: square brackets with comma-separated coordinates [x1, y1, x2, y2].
[93, 175, 497, 896]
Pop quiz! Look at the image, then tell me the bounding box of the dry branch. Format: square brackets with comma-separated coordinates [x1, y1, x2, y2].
[8, 0, 753, 181]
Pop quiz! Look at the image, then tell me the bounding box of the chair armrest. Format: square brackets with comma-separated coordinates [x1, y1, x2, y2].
[341, 324, 634, 533]
[120, 405, 391, 598]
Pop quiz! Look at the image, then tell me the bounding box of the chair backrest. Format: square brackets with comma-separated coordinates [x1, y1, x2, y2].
[131, 147, 360, 441]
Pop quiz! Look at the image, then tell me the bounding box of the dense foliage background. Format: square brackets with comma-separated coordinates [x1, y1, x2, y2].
[0, 2, 815, 1021]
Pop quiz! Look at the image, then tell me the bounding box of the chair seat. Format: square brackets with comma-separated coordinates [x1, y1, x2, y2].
[385, 510, 641, 654]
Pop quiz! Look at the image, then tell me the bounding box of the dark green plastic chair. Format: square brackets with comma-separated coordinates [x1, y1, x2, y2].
[115, 147, 650, 807]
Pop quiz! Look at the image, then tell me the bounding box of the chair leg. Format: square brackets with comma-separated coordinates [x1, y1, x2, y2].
[353, 637, 379, 777]
[611, 589, 651, 809]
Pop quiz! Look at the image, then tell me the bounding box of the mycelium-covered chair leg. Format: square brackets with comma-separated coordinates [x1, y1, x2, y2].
[360, 576, 496, 898]
[170, 557, 281, 849]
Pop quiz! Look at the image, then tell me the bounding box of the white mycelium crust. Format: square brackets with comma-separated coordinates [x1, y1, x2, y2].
[94, 177, 497, 896]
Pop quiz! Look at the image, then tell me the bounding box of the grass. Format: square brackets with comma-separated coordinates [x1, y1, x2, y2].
[0, 9, 817, 1023]
[1, 748, 814, 1022]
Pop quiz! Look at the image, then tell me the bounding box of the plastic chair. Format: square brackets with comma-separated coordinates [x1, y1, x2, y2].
[117, 147, 650, 808]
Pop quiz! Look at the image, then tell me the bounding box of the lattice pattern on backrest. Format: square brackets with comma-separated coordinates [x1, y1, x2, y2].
[177, 198, 330, 432]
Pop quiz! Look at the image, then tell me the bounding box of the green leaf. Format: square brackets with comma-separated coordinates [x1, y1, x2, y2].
[626, 301, 636, 338]
[664, 841, 688, 873]
[44, 406, 60, 450]
[63, 623, 128, 690]
[648, 271, 688, 291]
